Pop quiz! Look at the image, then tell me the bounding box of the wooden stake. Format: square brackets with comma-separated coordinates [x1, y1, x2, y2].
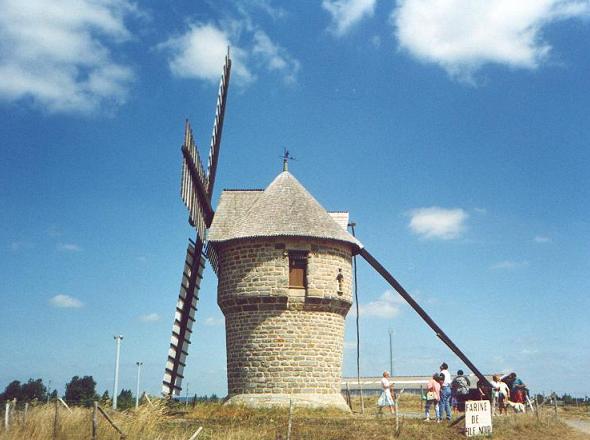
[286, 399, 293, 440]
[143, 392, 154, 407]
[53, 399, 59, 440]
[92, 402, 98, 440]
[96, 405, 127, 439]
[58, 398, 72, 413]
[97, 405, 127, 439]
[4, 402, 9, 431]
[188, 426, 203, 440]
[24, 403, 28, 424]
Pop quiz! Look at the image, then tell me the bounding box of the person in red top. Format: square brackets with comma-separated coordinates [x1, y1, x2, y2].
[424, 373, 442, 422]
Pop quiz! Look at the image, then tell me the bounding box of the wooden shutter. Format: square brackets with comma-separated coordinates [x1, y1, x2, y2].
[288, 251, 307, 288]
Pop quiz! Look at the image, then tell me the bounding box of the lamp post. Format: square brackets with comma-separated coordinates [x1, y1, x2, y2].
[388, 329, 394, 376]
[135, 362, 143, 409]
[112, 335, 123, 409]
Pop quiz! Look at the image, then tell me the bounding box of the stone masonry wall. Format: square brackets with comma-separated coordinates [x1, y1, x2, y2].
[216, 237, 354, 397]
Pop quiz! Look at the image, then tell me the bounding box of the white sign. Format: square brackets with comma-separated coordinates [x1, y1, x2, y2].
[465, 400, 492, 437]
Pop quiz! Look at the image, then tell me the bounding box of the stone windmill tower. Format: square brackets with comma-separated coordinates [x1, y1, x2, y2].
[162, 50, 494, 405]
[205, 160, 362, 409]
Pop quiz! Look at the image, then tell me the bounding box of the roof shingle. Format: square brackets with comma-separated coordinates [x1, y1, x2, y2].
[208, 171, 362, 251]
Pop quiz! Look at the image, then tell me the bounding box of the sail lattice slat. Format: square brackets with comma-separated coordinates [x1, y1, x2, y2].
[162, 239, 206, 396]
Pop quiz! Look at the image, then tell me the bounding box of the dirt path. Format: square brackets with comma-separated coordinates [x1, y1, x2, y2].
[564, 418, 590, 436]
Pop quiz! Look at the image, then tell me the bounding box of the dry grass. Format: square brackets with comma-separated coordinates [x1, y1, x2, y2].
[1, 398, 588, 440]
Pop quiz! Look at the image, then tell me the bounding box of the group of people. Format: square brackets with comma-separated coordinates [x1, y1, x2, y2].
[377, 363, 529, 421]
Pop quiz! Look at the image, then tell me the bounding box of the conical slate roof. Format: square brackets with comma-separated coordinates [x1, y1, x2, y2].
[208, 171, 362, 251]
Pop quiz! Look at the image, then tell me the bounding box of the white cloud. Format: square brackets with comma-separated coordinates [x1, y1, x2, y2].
[490, 260, 529, 270]
[534, 235, 551, 243]
[10, 241, 33, 251]
[392, 0, 590, 81]
[252, 30, 300, 84]
[359, 290, 403, 319]
[0, 0, 137, 113]
[159, 23, 253, 85]
[323, 0, 377, 36]
[204, 316, 224, 326]
[371, 35, 382, 48]
[57, 243, 82, 252]
[49, 294, 83, 308]
[160, 22, 299, 86]
[408, 207, 468, 240]
[521, 348, 539, 355]
[139, 313, 160, 322]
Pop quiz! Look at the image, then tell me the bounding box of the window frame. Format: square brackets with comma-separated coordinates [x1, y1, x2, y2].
[288, 250, 308, 289]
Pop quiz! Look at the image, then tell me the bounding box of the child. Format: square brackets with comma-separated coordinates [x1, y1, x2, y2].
[424, 373, 441, 422]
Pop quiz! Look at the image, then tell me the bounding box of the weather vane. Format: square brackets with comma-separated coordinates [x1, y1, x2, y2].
[281, 148, 296, 171]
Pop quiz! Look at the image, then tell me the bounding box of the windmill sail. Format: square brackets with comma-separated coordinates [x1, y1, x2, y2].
[181, 120, 211, 239]
[206, 48, 231, 198]
[163, 49, 232, 397]
[162, 239, 206, 396]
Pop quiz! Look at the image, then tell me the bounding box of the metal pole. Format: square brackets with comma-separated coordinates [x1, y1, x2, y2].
[349, 223, 364, 414]
[389, 329, 394, 376]
[113, 335, 123, 410]
[135, 362, 143, 409]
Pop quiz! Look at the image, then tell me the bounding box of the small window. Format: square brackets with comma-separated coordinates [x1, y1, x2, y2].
[288, 251, 308, 288]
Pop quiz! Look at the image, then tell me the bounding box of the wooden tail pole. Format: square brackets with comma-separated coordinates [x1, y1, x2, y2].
[359, 248, 492, 388]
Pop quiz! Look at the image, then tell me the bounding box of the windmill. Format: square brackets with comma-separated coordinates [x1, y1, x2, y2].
[162, 49, 231, 397]
[162, 47, 492, 402]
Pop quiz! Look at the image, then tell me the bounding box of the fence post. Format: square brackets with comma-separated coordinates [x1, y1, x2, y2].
[24, 402, 28, 424]
[4, 402, 9, 431]
[395, 400, 399, 432]
[53, 399, 59, 440]
[286, 399, 293, 440]
[92, 402, 98, 440]
[553, 394, 558, 416]
[359, 381, 365, 414]
[345, 382, 352, 410]
[420, 385, 424, 411]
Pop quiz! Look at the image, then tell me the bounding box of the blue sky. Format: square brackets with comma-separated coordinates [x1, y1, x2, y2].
[1, 0, 589, 398]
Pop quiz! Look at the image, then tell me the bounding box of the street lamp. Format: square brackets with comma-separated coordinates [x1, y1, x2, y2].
[135, 362, 143, 409]
[112, 335, 123, 409]
[388, 329, 394, 376]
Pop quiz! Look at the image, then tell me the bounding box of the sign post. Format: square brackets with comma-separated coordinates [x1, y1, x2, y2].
[465, 400, 492, 437]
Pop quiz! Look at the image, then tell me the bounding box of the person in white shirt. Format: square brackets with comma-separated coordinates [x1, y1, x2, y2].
[493, 375, 510, 415]
[378, 371, 395, 414]
[439, 362, 452, 421]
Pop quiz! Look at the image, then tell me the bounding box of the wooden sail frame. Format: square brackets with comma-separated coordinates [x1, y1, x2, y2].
[163, 48, 232, 397]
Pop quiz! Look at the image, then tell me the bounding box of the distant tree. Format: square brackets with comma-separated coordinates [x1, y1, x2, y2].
[21, 379, 47, 402]
[1, 380, 22, 401]
[100, 390, 110, 405]
[64, 376, 97, 406]
[116, 389, 134, 410]
[49, 390, 58, 399]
